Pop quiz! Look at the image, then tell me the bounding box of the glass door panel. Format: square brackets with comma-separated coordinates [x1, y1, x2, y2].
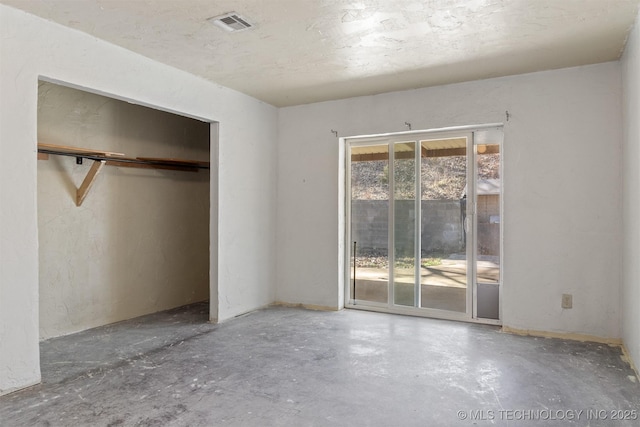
[393, 142, 417, 307]
[419, 137, 468, 312]
[475, 137, 501, 319]
[350, 144, 389, 304]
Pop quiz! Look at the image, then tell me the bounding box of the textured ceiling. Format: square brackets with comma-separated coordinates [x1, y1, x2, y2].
[3, 0, 639, 107]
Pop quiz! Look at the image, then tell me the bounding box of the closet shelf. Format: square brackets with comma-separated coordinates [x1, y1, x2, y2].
[37, 143, 210, 206]
[37, 142, 126, 158]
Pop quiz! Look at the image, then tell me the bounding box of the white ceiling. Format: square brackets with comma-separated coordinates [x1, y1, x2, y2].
[3, 0, 639, 107]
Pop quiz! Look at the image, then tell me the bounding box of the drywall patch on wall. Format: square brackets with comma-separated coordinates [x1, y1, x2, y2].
[622, 10, 640, 379]
[37, 82, 210, 339]
[277, 62, 623, 340]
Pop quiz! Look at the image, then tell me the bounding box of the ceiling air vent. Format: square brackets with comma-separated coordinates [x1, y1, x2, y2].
[209, 12, 254, 32]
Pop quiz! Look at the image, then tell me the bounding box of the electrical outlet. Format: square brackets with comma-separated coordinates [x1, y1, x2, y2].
[562, 294, 573, 309]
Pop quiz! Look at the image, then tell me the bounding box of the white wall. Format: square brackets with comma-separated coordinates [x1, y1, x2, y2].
[277, 62, 623, 340]
[38, 82, 210, 339]
[622, 11, 640, 372]
[0, 5, 277, 395]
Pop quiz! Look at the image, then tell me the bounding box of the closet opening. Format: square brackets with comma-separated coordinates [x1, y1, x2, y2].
[37, 80, 213, 340]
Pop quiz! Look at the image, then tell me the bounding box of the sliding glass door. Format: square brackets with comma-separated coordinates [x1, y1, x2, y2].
[347, 127, 502, 322]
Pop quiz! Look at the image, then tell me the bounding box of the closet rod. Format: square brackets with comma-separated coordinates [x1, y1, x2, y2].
[37, 148, 210, 170]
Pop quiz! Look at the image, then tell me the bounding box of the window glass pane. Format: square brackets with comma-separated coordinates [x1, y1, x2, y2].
[420, 137, 467, 313]
[350, 144, 389, 304]
[393, 142, 416, 307]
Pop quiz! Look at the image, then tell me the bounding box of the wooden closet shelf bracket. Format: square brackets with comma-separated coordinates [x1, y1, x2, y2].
[36, 142, 210, 206]
[76, 160, 105, 207]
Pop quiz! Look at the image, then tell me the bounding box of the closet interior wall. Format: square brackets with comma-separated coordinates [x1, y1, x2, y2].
[37, 81, 211, 339]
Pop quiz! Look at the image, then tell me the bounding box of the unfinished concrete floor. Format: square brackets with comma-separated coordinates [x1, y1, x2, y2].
[1, 303, 639, 426]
